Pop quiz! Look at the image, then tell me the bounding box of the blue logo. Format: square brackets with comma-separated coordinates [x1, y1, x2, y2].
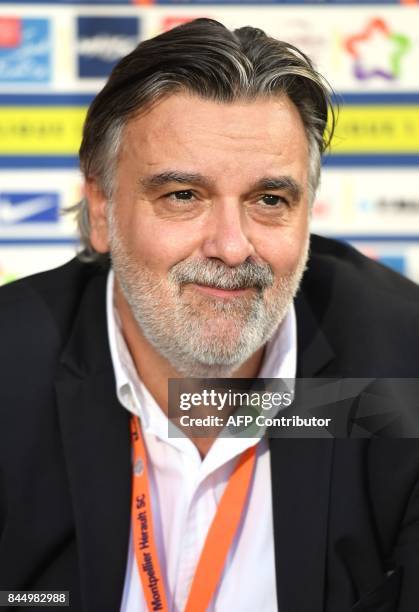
[379, 255, 406, 276]
[0, 192, 59, 224]
[77, 16, 140, 78]
[0, 18, 51, 84]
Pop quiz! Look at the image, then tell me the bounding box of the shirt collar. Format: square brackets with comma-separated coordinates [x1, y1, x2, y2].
[106, 269, 169, 438]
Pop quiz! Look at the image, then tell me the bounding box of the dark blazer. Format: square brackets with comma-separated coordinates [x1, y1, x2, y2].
[1, 234, 419, 612]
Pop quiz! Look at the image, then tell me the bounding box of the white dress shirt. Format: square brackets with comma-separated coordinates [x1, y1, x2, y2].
[106, 270, 297, 612]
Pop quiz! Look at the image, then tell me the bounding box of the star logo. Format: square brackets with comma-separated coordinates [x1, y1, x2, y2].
[345, 18, 410, 81]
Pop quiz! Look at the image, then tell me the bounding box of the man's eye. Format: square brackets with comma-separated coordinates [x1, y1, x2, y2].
[260, 194, 286, 207]
[167, 190, 194, 201]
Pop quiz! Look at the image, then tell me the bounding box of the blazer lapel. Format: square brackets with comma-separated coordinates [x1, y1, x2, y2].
[294, 288, 335, 378]
[270, 438, 334, 612]
[269, 289, 336, 612]
[55, 272, 132, 612]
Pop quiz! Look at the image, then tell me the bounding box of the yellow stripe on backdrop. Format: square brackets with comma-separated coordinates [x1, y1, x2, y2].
[0, 105, 419, 157]
[0, 107, 87, 155]
[330, 106, 419, 154]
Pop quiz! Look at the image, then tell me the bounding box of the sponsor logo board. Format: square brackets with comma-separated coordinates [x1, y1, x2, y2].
[0, 106, 86, 155]
[77, 16, 140, 78]
[358, 197, 419, 214]
[313, 168, 419, 235]
[0, 17, 51, 84]
[0, 192, 59, 225]
[344, 17, 411, 81]
[0, 171, 80, 239]
[330, 105, 419, 154]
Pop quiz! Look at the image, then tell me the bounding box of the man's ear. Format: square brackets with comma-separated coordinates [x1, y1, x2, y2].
[84, 179, 110, 254]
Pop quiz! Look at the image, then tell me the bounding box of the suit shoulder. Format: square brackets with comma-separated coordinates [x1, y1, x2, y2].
[0, 257, 109, 352]
[299, 235, 419, 375]
[308, 234, 419, 307]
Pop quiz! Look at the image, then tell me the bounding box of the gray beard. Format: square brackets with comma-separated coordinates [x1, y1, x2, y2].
[109, 214, 309, 377]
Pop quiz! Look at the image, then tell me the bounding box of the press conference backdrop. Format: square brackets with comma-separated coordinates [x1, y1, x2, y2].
[0, 1, 419, 285]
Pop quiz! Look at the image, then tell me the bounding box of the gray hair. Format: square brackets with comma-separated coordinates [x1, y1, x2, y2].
[72, 18, 336, 262]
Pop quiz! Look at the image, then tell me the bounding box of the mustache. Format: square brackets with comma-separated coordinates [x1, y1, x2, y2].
[169, 258, 274, 291]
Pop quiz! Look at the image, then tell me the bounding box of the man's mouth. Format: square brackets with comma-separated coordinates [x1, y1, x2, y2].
[191, 283, 254, 298]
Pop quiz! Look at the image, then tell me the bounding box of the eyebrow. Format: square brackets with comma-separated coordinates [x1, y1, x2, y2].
[138, 171, 214, 191]
[252, 176, 303, 203]
[138, 171, 302, 202]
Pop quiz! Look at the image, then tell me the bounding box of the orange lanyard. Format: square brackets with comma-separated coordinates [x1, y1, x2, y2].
[130, 415, 257, 612]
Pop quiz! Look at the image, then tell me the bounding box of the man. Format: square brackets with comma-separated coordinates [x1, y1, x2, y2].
[1, 18, 419, 612]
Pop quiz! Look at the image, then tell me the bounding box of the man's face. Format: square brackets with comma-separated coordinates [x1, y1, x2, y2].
[90, 92, 311, 376]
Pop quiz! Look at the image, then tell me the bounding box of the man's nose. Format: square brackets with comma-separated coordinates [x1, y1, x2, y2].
[201, 200, 255, 267]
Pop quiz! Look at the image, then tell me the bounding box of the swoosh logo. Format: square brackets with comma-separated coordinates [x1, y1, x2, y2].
[0, 195, 57, 224]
